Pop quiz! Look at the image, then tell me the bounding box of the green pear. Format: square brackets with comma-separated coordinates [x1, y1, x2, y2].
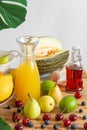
[23, 94, 41, 119]
[0, 55, 9, 64]
[48, 84, 62, 104]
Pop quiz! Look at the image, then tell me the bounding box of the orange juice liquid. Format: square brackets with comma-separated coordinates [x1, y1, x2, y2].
[14, 61, 40, 104]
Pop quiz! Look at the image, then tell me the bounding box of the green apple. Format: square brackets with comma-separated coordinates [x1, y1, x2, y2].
[38, 95, 55, 112]
[23, 94, 41, 119]
[0, 55, 9, 64]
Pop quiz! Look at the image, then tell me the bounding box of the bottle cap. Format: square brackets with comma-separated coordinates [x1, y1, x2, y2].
[72, 45, 80, 51]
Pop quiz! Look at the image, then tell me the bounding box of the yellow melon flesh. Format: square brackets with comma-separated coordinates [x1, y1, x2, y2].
[35, 36, 62, 59]
[37, 36, 62, 50]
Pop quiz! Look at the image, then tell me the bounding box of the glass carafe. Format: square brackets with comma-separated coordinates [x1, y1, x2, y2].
[14, 36, 40, 104]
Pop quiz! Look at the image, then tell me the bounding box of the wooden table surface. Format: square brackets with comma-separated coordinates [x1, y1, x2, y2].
[0, 71, 87, 130]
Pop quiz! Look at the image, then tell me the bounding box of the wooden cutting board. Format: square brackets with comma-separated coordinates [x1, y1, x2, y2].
[0, 73, 87, 130]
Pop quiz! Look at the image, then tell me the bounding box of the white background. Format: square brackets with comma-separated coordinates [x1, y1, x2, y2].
[0, 0, 87, 69]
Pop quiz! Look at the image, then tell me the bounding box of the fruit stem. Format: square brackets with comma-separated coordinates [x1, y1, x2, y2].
[28, 93, 33, 101]
[61, 107, 67, 114]
[53, 83, 57, 87]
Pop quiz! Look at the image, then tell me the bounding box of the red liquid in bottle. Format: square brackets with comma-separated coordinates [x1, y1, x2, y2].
[66, 65, 83, 91]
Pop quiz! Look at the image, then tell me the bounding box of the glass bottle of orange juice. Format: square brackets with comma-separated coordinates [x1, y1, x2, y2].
[14, 36, 40, 104]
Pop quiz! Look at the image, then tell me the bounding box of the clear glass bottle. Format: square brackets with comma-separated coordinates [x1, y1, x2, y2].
[65, 46, 83, 92]
[14, 36, 40, 104]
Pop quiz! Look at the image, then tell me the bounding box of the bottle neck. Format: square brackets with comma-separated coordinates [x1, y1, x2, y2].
[67, 47, 83, 69]
[71, 48, 81, 63]
[16, 36, 39, 63]
[19, 43, 35, 63]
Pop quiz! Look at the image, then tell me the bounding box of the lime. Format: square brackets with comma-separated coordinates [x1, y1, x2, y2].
[59, 95, 78, 113]
[41, 80, 55, 94]
[0, 55, 9, 64]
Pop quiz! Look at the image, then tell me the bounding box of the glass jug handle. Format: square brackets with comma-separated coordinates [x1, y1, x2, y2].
[9, 50, 20, 59]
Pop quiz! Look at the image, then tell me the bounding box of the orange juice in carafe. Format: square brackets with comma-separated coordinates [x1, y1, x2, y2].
[14, 36, 40, 104]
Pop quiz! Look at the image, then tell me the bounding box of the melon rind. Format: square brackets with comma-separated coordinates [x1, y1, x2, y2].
[36, 50, 69, 74]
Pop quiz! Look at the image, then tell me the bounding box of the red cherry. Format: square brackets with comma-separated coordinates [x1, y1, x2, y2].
[84, 122, 87, 129]
[55, 113, 64, 121]
[15, 100, 23, 107]
[12, 114, 20, 122]
[63, 119, 71, 127]
[15, 123, 24, 130]
[22, 117, 29, 126]
[43, 114, 51, 121]
[69, 114, 77, 121]
[74, 91, 82, 99]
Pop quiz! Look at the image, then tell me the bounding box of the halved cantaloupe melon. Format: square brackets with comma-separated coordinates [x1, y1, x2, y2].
[35, 36, 69, 74]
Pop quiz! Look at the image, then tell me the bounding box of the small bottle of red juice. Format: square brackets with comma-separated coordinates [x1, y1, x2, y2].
[66, 46, 83, 92]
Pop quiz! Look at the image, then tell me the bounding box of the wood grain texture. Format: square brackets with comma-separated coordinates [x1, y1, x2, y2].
[0, 77, 87, 130]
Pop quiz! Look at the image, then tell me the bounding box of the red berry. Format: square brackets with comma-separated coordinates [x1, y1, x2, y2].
[22, 117, 29, 126]
[55, 113, 64, 121]
[15, 123, 24, 130]
[74, 91, 82, 99]
[43, 114, 51, 121]
[69, 114, 77, 121]
[63, 119, 71, 127]
[84, 122, 87, 129]
[12, 114, 20, 122]
[15, 100, 23, 107]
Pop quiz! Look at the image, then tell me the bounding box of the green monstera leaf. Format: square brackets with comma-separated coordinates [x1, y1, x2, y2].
[0, 117, 12, 130]
[0, 0, 27, 30]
